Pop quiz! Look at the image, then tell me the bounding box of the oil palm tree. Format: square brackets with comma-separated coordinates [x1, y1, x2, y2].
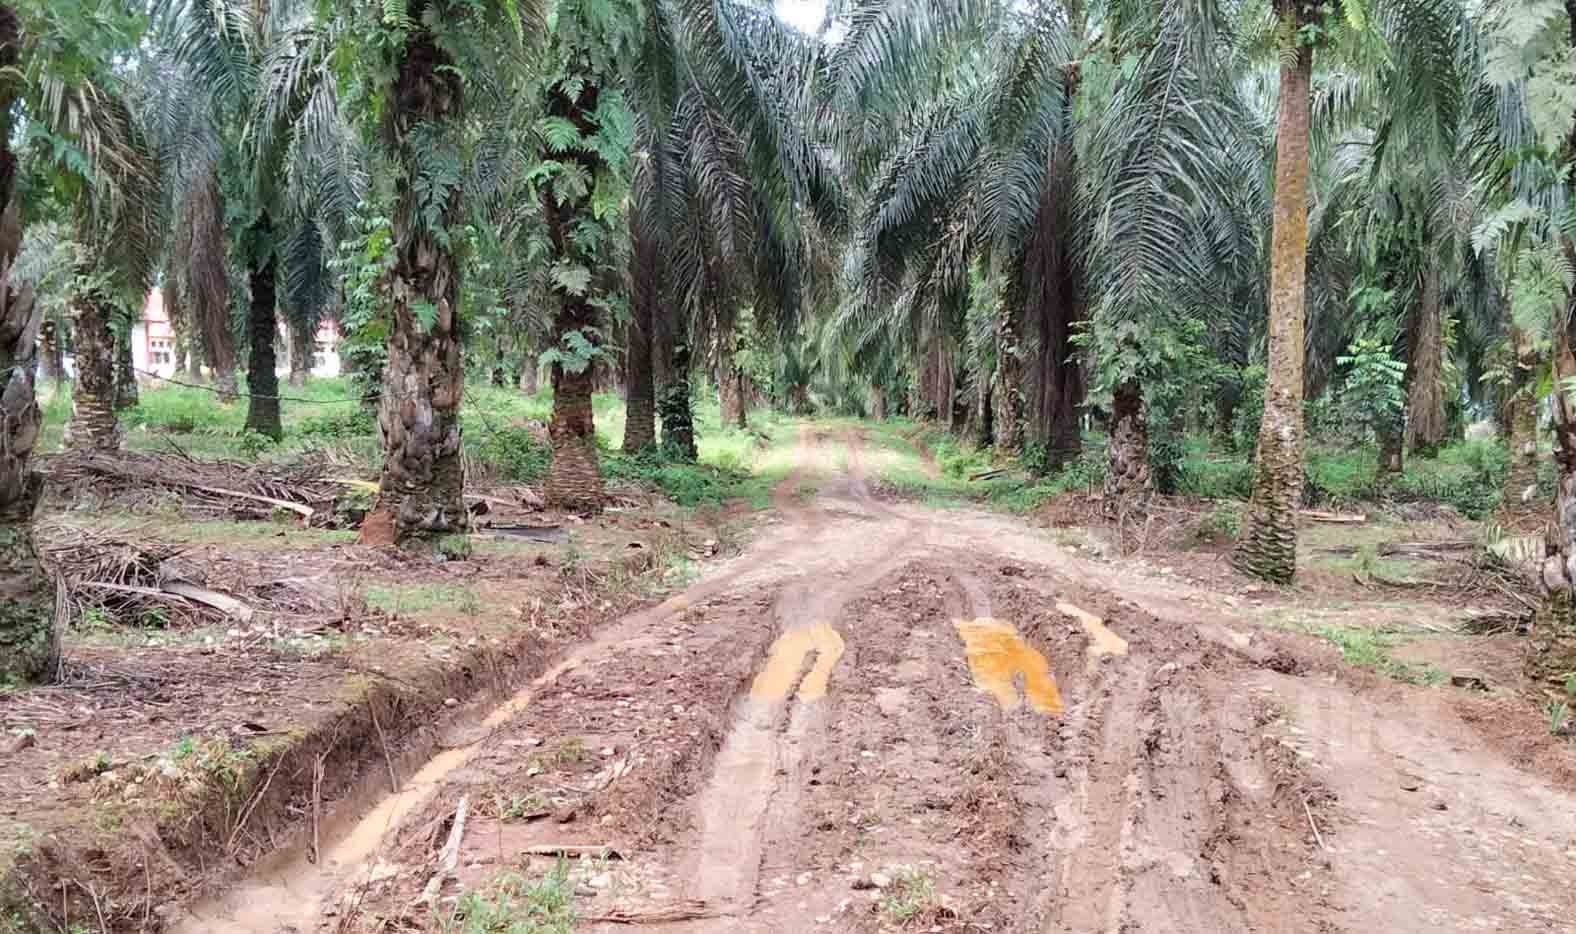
[0, 1, 157, 683]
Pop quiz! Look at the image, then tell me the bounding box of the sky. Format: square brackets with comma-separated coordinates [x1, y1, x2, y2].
[774, 0, 828, 34]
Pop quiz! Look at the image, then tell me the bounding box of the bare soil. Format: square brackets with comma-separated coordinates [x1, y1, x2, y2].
[11, 427, 1576, 934]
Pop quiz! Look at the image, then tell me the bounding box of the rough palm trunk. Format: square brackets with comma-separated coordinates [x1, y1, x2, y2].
[1232, 30, 1312, 585]
[0, 10, 55, 683]
[660, 328, 697, 463]
[520, 355, 539, 395]
[1103, 380, 1150, 508]
[972, 377, 992, 447]
[287, 316, 312, 387]
[994, 304, 1025, 457]
[37, 320, 60, 390]
[65, 295, 120, 451]
[114, 324, 138, 409]
[1030, 62, 1086, 467]
[541, 74, 604, 512]
[1405, 260, 1446, 457]
[1502, 324, 1539, 514]
[244, 231, 282, 441]
[363, 12, 468, 542]
[623, 204, 657, 453]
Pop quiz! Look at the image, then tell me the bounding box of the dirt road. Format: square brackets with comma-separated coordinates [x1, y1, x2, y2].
[179, 427, 1576, 933]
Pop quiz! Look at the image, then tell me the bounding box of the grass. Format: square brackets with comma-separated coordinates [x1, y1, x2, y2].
[364, 582, 481, 616]
[1310, 624, 1447, 686]
[431, 864, 577, 934]
[880, 866, 937, 923]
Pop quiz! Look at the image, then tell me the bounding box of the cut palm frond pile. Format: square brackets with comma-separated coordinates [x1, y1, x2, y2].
[43, 450, 367, 527]
[42, 530, 242, 629]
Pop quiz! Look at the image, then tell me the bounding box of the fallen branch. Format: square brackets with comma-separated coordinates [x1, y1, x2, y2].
[583, 901, 720, 924]
[161, 581, 255, 623]
[186, 483, 315, 523]
[415, 796, 470, 906]
[520, 844, 623, 860]
[1297, 510, 1366, 524]
[967, 467, 1009, 482]
[1302, 795, 1328, 853]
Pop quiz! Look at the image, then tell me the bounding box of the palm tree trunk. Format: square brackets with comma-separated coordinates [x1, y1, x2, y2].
[1502, 324, 1539, 514]
[37, 320, 60, 389]
[1528, 6, 1576, 685]
[1232, 32, 1312, 584]
[363, 13, 468, 541]
[1030, 62, 1086, 468]
[244, 227, 282, 441]
[0, 9, 55, 683]
[994, 300, 1025, 457]
[66, 294, 120, 451]
[542, 74, 604, 512]
[971, 368, 991, 447]
[660, 325, 697, 463]
[1405, 259, 1446, 457]
[1103, 379, 1150, 506]
[520, 355, 539, 395]
[114, 324, 138, 410]
[287, 316, 312, 387]
[623, 200, 657, 453]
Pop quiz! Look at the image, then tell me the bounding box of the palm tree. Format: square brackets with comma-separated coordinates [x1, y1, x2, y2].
[0, 3, 156, 683]
[1231, 0, 1317, 583]
[0, 4, 50, 685]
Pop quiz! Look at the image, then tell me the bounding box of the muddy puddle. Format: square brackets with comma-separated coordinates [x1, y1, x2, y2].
[953, 617, 1065, 715]
[1058, 600, 1128, 672]
[751, 622, 846, 702]
[171, 652, 588, 933]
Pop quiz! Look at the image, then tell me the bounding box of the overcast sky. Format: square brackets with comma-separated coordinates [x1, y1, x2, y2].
[775, 0, 827, 34]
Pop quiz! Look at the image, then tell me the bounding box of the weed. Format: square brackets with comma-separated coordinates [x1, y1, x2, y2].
[430, 863, 577, 933]
[1548, 701, 1571, 737]
[1311, 625, 1445, 685]
[365, 582, 478, 615]
[1194, 501, 1242, 542]
[1565, 674, 1576, 699]
[1354, 544, 1379, 578]
[497, 794, 546, 821]
[80, 607, 112, 631]
[171, 735, 196, 762]
[556, 737, 585, 764]
[436, 534, 474, 561]
[880, 866, 937, 923]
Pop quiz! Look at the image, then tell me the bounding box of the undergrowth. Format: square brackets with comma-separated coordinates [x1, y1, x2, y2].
[431, 863, 577, 933]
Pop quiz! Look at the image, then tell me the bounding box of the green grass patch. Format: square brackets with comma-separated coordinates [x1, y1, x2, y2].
[365, 582, 482, 616]
[1310, 624, 1446, 686]
[431, 864, 578, 933]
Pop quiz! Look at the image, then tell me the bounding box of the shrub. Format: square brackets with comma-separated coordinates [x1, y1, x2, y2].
[1176, 456, 1252, 499]
[296, 407, 377, 440]
[601, 450, 753, 507]
[471, 427, 552, 484]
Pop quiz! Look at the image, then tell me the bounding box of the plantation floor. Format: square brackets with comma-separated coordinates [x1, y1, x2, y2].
[150, 424, 1576, 934]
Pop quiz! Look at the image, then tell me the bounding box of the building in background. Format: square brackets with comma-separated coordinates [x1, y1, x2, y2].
[127, 290, 342, 383]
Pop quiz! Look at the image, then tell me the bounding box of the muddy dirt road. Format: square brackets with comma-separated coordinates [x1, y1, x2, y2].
[180, 427, 1576, 934]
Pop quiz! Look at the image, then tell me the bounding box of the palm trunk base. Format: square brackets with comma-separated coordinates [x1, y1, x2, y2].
[214, 369, 238, 404]
[66, 302, 120, 451]
[1232, 399, 1303, 583]
[1527, 588, 1576, 691]
[1102, 382, 1150, 511]
[659, 377, 697, 463]
[547, 367, 603, 512]
[0, 473, 57, 684]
